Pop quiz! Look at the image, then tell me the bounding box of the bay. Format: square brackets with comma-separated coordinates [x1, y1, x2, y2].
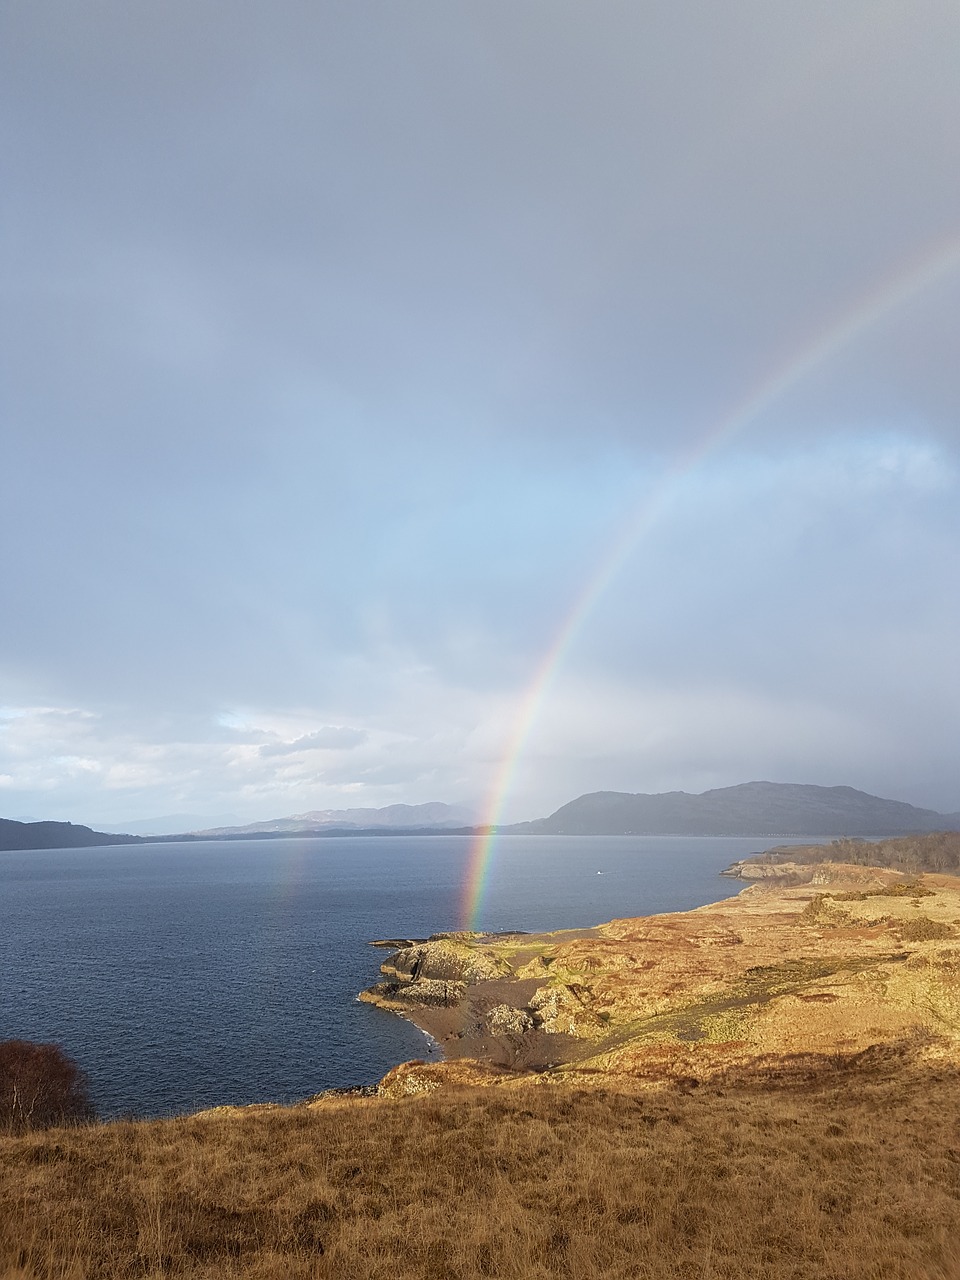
[0, 833, 821, 1118]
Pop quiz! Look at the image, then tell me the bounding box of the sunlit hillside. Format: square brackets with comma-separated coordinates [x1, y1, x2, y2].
[3, 1058, 960, 1280]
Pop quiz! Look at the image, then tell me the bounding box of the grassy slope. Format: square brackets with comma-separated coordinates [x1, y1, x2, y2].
[3, 1063, 960, 1279]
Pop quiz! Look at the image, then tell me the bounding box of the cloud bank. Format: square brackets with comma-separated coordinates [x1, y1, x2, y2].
[2, 2, 958, 826]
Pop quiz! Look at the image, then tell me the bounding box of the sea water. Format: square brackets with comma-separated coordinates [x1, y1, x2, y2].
[0, 833, 822, 1118]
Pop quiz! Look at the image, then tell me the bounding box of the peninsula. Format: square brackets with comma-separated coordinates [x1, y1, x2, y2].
[361, 831, 960, 1093]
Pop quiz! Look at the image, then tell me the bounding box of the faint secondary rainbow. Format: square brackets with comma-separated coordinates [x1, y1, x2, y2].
[461, 231, 960, 930]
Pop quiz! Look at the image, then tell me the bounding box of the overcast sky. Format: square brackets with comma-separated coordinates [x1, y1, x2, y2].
[2, 1, 959, 830]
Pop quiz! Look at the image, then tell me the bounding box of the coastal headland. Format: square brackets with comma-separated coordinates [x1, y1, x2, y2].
[361, 834, 960, 1095]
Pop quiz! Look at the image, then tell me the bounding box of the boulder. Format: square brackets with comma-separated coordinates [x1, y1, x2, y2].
[530, 984, 605, 1036]
[380, 939, 508, 985]
[487, 1005, 534, 1036]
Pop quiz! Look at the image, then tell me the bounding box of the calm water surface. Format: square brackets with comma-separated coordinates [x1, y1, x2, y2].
[0, 834, 820, 1118]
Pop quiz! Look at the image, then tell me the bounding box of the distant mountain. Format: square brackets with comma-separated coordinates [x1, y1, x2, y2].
[10, 784, 954, 852]
[194, 802, 476, 837]
[0, 818, 143, 852]
[506, 782, 960, 838]
[99, 813, 244, 836]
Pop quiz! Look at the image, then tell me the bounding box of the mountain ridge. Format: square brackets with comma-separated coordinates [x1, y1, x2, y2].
[192, 802, 476, 837]
[3, 783, 958, 852]
[504, 781, 960, 838]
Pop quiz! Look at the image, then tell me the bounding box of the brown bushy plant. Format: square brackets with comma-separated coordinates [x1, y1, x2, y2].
[897, 916, 954, 942]
[0, 1042, 94, 1134]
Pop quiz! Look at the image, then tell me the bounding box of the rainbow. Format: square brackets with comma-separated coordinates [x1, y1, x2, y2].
[460, 231, 960, 930]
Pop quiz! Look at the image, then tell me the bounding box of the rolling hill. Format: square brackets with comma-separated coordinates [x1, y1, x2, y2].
[506, 781, 960, 838]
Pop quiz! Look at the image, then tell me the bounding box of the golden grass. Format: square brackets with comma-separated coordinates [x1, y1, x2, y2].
[3, 1062, 960, 1279]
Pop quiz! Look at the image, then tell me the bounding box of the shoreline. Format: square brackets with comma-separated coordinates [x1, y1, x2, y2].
[354, 991, 445, 1062]
[360, 929, 595, 1070]
[359, 852, 960, 1086]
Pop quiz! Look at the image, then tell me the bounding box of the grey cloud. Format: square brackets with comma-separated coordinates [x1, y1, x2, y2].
[2, 3, 959, 826]
[5, 2, 960, 460]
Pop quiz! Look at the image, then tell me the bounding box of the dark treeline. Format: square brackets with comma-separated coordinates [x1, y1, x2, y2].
[754, 831, 960, 874]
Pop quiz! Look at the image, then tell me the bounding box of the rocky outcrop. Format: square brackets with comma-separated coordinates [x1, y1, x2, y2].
[378, 937, 509, 986]
[377, 1059, 513, 1097]
[724, 858, 905, 892]
[361, 977, 466, 1008]
[359, 930, 580, 1069]
[722, 859, 808, 881]
[360, 936, 513, 1014]
[529, 984, 605, 1036]
[487, 1005, 534, 1036]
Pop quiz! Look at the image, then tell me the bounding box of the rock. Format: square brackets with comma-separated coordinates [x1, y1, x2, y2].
[377, 1059, 517, 1097]
[359, 978, 464, 1008]
[377, 1061, 444, 1097]
[530, 984, 604, 1036]
[487, 1005, 534, 1035]
[514, 955, 552, 979]
[379, 939, 509, 986]
[401, 979, 466, 1007]
[723, 860, 803, 881]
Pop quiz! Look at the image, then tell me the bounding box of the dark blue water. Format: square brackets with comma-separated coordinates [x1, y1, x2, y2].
[0, 834, 818, 1118]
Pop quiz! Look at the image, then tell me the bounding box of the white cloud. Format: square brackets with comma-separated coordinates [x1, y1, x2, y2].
[258, 726, 368, 756]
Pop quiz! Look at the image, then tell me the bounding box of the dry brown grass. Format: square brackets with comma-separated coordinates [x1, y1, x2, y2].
[3, 1061, 960, 1280]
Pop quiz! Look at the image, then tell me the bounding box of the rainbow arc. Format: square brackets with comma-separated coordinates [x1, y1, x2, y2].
[461, 232, 960, 929]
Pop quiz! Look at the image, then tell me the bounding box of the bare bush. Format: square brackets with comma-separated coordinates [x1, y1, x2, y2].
[0, 1040, 94, 1133]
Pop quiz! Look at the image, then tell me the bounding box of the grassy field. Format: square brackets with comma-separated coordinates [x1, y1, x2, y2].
[3, 1056, 960, 1279]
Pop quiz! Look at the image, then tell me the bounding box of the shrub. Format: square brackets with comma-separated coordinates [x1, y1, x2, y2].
[0, 1040, 95, 1132]
[897, 917, 954, 943]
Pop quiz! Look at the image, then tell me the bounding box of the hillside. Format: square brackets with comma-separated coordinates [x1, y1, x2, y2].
[0, 818, 141, 852]
[7, 783, 955, 851]
[3, 1065, 960, 1278]
[194, 802, 475, 836]
[0, 805, 475, 850]
[508, 780, 960, 837]
[360, 832, 960, 1080]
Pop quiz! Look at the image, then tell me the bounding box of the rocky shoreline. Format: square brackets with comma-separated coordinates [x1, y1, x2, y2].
[359, 852, 960, 1090]
[359, 930, 592, 1069]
